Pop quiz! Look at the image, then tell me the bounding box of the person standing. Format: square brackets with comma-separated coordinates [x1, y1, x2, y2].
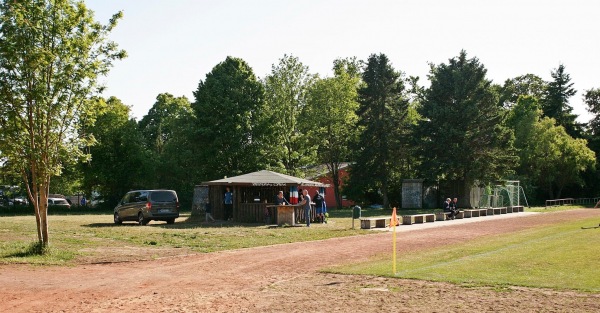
[313, 191, 326, 224]
[299, 189, 311, 227]
[224, 187, 233, 221]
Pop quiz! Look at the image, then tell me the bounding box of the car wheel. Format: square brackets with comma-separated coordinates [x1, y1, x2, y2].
[166, 218, 175, 224]
[138, 213, 148, 226]
[114, 213, 122, 225]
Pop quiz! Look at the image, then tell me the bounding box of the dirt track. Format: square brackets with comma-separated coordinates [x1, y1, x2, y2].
[1, 209, 599, 312]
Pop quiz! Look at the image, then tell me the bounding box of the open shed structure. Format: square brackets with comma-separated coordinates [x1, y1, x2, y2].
[195, 170, 328, 223]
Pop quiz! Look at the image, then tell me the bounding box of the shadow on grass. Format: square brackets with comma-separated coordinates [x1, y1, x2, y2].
[82, 217, 267, 229]
[6, 241, 48, 258]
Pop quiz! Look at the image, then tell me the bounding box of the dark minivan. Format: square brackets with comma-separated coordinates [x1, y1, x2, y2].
[114, 190, 179, 225]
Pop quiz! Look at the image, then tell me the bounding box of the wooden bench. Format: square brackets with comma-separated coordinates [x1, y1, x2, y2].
[477, 208, 488, 216]
[402, 214, 435, 225]
[436, 212, 451, 221]
[463, 209, 481, 218]
[360, 217, 390, 229]
[509, 206, 524, 212]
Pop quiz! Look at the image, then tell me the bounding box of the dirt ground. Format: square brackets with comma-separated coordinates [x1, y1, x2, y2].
[1, 209, 599, 313]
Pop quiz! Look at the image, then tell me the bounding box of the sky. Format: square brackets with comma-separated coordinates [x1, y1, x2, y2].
[86, 0, 600, 122]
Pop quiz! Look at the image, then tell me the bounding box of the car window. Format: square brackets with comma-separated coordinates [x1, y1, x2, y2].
[139, 191, 148, 202]
[130, 192, 143, 202]
[121, 193, 130, 204]
[150, 191, 177, 202]
[55, 199, 69, 205]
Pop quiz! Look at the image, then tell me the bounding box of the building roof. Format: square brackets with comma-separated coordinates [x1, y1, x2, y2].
[201, 170, 329, 187]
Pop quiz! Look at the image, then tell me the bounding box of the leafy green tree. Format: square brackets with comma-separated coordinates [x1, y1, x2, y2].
[499, 74, 546, 108]
[138, 93, 193, 192]
[139, 93, 192, 154]
[348, 53, 411, 208]
[81, 97, 152, 206]
[157, 111, 200, 208]
[581, 88, 600, 196]
[584, 88, 600, 138]
[541, 64, 582, 138]
[0, 0, 125, 247]
[263, 54, 317, 176]
[415, 51, 517, 204]
[305, 59, 361, 208]
[506, 96, 595, 199]
[192, 56, 266, 179]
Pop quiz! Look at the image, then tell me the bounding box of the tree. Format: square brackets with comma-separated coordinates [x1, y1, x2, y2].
[580, 88, 600, 196]
[138, 93, 193, 191]
[0, 0, 125, 247]
[541, 64, 581, 138]
[192, 56, 266, 179]
[348, 53, 411, 208]
[263, 54, 316, 176]
[499, 74, 546, 108]
[506, 96, 596, 200]
[415, 51, 517, 204]
[584, 88, 600, 137]
[81, 97, 152, 206]
[138, 93, 192, 154]
[305, 58, 361, 208]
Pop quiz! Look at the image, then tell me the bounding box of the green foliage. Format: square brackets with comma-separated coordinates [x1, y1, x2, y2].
[81, 97, 152, 206]
[263, 54, 317, 176]
[192, 56, 266, 180]
[499, 74, 546, 108]
[304, 58, 361, 208]
[415, 50, 517, 193]
[584, 88, 600, 137]
[348, 53, 414, 207]
[0, 0, 125, 246]
[507, 96, 596, 199]
[138, 93, 195, 204]
[541, 64, 582, 138]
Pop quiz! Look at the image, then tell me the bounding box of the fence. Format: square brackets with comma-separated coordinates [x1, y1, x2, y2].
[545, 197, 600, 208]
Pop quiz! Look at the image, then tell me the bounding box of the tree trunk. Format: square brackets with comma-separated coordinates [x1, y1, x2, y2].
[382, 177, 389, 208]
[328, 163, 343, 209]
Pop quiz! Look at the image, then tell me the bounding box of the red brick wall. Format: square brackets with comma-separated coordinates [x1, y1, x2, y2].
[303, 168, 355, 208]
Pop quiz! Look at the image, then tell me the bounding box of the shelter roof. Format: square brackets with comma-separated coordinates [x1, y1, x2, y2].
[201, 170, 328, 187]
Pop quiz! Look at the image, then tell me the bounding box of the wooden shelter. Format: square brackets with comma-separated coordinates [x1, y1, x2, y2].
[195, 170, 328, 223]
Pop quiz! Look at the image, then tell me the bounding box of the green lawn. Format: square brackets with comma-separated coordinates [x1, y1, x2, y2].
[0, 209, 374, 265]
[327, 215, 600, 292]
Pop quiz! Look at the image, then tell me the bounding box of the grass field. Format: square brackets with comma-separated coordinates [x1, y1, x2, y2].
[327, 215, 600, 292]
[0, 209, 377, 265]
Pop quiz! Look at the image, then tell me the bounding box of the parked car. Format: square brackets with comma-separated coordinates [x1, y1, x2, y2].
[13, 196, 29, 206]
[48, 197, 71, 209]
[113, 190, 179, 225]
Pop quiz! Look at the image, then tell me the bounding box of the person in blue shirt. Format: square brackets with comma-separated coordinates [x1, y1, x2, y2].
[224, 187, 233, 221]
[299, 189, 311, 227]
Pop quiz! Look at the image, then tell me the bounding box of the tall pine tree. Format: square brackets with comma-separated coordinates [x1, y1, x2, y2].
[542, 64, 581, 138]
[348, 53, 410, 207]
[415, 51, 516, 206]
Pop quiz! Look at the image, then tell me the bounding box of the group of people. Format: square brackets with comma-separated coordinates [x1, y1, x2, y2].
[287, 188, 327, 227]
[203, 187, 327, 226]
[443, 197, 460, 220]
